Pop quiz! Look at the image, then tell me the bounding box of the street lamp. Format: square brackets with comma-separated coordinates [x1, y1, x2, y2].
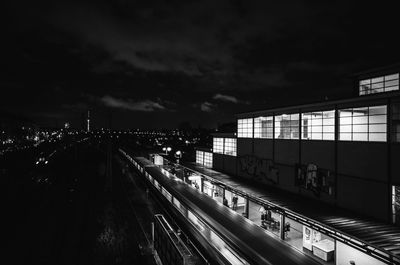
[162, 146, 172, 155]
[175, 150, 182, 164]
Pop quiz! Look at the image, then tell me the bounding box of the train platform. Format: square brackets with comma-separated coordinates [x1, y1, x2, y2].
[183, 162, 400, 263]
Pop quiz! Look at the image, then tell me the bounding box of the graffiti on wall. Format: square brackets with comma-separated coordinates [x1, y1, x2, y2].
[295, 163, 335, 197]
[239, 155, 279, 184]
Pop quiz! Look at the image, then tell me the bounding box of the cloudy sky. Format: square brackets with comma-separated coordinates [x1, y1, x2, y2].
[2, 0, 400, 129]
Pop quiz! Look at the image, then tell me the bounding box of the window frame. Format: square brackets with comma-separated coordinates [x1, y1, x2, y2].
[359, 73, 399, 96]
[338, 105, 387, 142]
[238, 118, 253, 138]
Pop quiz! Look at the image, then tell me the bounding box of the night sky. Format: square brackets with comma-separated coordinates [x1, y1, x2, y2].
[3, 0, 400, 129]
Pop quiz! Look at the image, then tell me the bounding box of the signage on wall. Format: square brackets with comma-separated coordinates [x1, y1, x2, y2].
[303, 226, 322, 251]
[239, 155, 279, 184]
[295, 163, 335, 197]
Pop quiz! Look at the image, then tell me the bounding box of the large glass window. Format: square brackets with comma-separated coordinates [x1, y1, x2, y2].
[213, 138, 224, 154]
[204, 152, 213, 167]
[359, 73, 399, 95]
[302, 110, 335, 140]
[339, 105, 387, 142]
[392, 103, 400, 142]
[275, 113, 299, 139]
[254, 116, 273, 139]
[238, 118, 253, 138]
[224, 138, 237, 156]
[196, 150, 204, 165]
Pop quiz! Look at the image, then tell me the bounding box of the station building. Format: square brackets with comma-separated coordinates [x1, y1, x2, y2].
[201, 66, 400, 224]
[191, 66, 400, 264]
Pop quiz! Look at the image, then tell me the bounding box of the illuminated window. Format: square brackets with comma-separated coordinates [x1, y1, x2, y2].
[238, 118, 253, 138]
[359, 73, 399, 95]
[213, 138, 224, 154]
[254, 116, 273, 138]
[392, 103, 400, 142]
[204, 152, 213, 167]
[302, 110, 335, 141]
[339, 105, 387, 142]
[196, 150, 213, 167]
[224, 138, 237, 156]
[196, 150, 204, 165]
[393, 186, 400, 224]
[275, 113, 299, 139]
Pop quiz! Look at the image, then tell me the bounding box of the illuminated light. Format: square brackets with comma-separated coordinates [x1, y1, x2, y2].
[45, 161, 48, 164]
[36, 161, 39, 165]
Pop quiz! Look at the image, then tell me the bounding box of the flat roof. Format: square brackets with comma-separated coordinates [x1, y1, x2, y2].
[184, 162, 400, 263]
[236, 90, 400, 118]
[349, 63, 400, 78]
[211, 132, 236, 137]
[194, 147, 212, 152]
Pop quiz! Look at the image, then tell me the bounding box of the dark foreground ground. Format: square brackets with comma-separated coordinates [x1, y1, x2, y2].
[4, 140, 156, 265]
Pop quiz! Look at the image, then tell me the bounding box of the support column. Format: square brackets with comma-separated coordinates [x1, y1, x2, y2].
[245, 196, 250, 218]
[280, 215, 285, 240]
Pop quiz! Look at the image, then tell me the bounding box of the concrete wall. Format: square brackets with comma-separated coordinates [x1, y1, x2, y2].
[301, 141, 335, 170]
[274, 140, 299, 165]
[253, 139, 273, 159]
[337, 174, 388, 220]
[237, 138, 253, 156]
[213, 153, 224, 171]
[223, 155, 237, 175]
[212, 153, 236, 176]
[391, 144, 400, 184]
[213, 137, 394, 222]
[337, 142, 387, 182]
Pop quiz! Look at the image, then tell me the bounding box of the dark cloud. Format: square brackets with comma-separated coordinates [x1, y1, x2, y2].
[3, 0, 400, 128]
[200, 102, 215, 113]
[213, 93, 249, 105]
[100, 95, 169, 112]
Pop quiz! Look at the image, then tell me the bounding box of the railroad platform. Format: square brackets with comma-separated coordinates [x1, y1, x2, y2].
[184, 162, 400, 262]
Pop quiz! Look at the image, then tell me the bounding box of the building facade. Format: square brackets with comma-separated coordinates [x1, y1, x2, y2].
[211, 66, 400, 224]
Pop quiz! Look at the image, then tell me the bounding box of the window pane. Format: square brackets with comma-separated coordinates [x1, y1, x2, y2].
[353, 116, 368, 124]
[224, 138, 237, 156]
[339, 105, 387, 142]
[340, 110, 352, 117]
[353, 133, 368, 141]
[386, 86, 399, 92]
[353, 107, 368, 116]
[311, 133, 322, 140]
[360, 74, 399, 95]
[369, 105, 387, 115]
[323, 125, 335, 133]
[369, 124, 387, 133]
[385, 73, 399, 81]
[360, 79, 370, 85]
[369, 133, 386, 142]
[340, 133, 352, 141]
[323, 133, 335, 140]
[238, 118, 253, 138]
[323, 118, 335, 126]
[213, 138, 224, 153]
[369, 115, 386, 124]
[339, 117, 352, 124]
[254, 116, 273, 139]
[372, 83, 384, 89]
[353, 124, 368, 133]
[372, 77, 384, 83]
[340, 125, 352, 133]
[385, 79, 399, 87]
